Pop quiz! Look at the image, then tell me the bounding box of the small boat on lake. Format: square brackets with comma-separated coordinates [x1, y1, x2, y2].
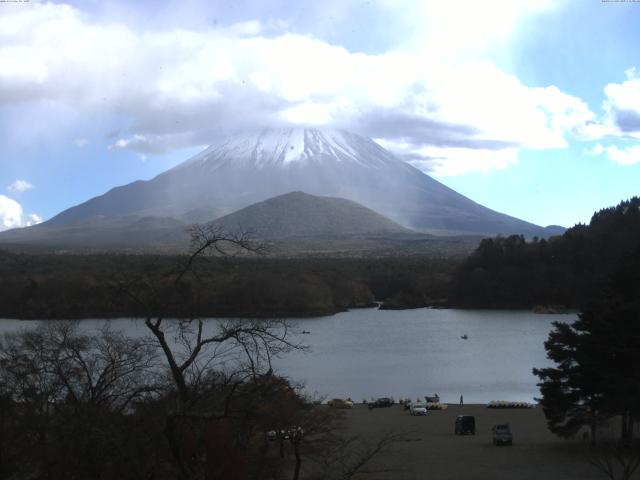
[461, 334, 468, 340]
[302, 330, 311, 334]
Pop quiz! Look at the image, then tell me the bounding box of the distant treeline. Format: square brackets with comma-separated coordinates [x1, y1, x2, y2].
[0, 253, 457, 319]
[451, 197, 640, 309]
[2, 197, 639, 318]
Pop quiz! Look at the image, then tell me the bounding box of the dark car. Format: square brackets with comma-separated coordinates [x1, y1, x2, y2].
[454, 415, 476, 435]
[368, 397, 394, 409]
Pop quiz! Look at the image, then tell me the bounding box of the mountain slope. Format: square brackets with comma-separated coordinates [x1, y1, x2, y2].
[0, 216, 189, 251]
[0, 192, 482, 257]
[26, 128, 560, 238]
[210, 191, 411, 239]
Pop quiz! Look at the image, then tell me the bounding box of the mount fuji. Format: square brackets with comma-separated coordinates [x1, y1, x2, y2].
[1, 128, 563, 250]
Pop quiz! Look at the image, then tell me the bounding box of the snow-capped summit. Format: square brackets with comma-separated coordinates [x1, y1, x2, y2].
[42, 127, 555, 237]
[178, 128, 400, 171]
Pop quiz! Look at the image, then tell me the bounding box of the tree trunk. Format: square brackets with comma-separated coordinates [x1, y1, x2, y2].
[145, 319, 190, 407]
[621, 411, 630, 445]
[164, 415, 191, 480]
[590, 420, 598, 447]
[292, 441, 301, 480]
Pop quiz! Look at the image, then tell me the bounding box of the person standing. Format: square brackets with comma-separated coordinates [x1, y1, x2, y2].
[459, 395, 464, 405]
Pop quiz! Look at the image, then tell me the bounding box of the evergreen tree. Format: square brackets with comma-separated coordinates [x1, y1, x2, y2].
[533, 314, 609, 445]
[534, 248, 640, 444]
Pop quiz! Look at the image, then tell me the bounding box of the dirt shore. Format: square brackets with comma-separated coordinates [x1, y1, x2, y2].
[338, 404, 604, 480]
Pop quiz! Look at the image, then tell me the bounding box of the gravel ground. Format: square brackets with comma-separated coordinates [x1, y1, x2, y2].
[337, 404, 606, 480]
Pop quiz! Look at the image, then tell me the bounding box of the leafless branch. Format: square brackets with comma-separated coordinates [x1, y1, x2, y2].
[587, 441, 640, 480]
[309, 430, 405, 480]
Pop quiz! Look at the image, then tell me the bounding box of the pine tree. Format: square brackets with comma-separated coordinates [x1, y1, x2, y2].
[534, 249, 640, 445]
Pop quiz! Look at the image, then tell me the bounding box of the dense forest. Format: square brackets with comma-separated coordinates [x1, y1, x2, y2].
[451, 197, 640, 309]
[1, 197, 638, 319]
[0, 252, 457, 319]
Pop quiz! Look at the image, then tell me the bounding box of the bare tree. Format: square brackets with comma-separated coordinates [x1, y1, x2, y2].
[587, 441, 640, 480]
[116, 224, 305, 479]
[0, 321, 161, 480]
[48, 322, 159, 410]
[308, 430, 405, 480]
[1, 225, 393, 480]
[118, 224, 296, 406]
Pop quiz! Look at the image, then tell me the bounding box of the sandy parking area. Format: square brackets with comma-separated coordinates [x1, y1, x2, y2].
[338, 404, 604, 480]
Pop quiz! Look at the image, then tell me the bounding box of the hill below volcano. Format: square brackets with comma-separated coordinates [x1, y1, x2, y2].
[210, 191, 411, 239]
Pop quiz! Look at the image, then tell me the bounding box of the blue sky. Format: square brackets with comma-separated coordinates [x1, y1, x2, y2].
[0, 0, 638, 230]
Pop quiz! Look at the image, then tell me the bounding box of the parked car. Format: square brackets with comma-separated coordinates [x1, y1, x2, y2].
[409, 402, 428, 416]
[492, 423, 513, 445]
[454, 415, 476, 435]
[403, 398, 420, 410]
[266, 427, 304, 441]
[368, 397, 394, 409]
[328, 398, 354, 409]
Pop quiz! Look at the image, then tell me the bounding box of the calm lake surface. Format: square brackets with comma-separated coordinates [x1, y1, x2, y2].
[0, 308, 576, 404]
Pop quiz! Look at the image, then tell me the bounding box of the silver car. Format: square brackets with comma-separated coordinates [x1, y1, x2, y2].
[409, 403, 428, 416]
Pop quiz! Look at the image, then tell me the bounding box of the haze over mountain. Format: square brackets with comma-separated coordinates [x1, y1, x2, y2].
[0, 192, 483, 257]
[0, 190, 414, 251]
[1, 128, 564, 250]
[0, 215, 188, 251]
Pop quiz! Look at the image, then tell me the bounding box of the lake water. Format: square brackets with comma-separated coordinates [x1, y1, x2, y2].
[0, 308, 575, 404]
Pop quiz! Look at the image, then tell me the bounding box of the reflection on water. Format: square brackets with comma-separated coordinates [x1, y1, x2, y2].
[0, 308, 575, 403]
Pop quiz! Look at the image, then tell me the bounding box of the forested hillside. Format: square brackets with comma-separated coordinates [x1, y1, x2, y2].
[452, 197, 640, 309]
[0, 253, 456, 319]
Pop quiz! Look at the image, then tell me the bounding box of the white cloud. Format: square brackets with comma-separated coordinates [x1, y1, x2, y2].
[0, 195, 42, 231]
[414, 147, 520, 176]
[377, 0, 557, 60]
[74, 137, 89, 147]
[7, 179, 34, 194]
[108, 133, 205, 155]
[423, 62, 594, 150]
[0, 195, 23, 230]
[587, 143, 606, 156]
[588, 142, 640, 166]
[376, 137, 519, 175]
[601, 68, 640, 139]
[0, 2, 597, 176]
[24, 213, 44, 226]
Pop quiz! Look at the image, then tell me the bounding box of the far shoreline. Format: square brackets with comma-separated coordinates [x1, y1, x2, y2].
[0, 305, 580, 322]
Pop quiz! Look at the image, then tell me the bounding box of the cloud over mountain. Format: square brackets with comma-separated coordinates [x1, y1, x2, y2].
[0, 2, 608, 176]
